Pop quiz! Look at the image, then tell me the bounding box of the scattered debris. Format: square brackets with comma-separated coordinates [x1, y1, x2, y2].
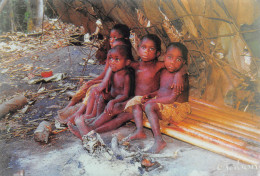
[34, 121, 52, 143]
[0, 95, 28, 119]
[54, 118, 67, 130]
[41, 70, 53, 77]
[144, 161, 161, 172]
[88, 73, 99, 78]
[82, 130, 113, 160]
[111, 135, 137, 158]
[65, 91, 75, 98]
[28, 73, 67, 84]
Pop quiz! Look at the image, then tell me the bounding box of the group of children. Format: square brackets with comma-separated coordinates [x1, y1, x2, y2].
[57, 24, 190, 154]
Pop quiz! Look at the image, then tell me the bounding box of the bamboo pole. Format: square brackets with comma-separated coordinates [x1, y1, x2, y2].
[188, 114, 260, 141]
[184, 118, 260, 145]
[189, 97, 260, 122]
[190, 102, 260, 126]
[178, 120, 246, 147]
[170, 122, 260, 159]
[142, 121, 260, 165]
[190, 106, 260, 132]
[191, 108, 260, 135]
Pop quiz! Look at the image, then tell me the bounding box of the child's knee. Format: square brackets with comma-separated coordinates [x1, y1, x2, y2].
[145, 102, 156, 113]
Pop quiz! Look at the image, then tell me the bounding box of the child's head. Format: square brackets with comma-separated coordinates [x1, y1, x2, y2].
[164, 42, 188, 73]
[108, 45, 131, 72]
[109, 24, 130, 46]
[111, 38, 134, 61]
[138, 34, 161, 62]
[111, 38, 131, 48]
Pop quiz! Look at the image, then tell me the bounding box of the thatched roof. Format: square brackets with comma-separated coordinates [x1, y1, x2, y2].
[53, 0, 260, 114]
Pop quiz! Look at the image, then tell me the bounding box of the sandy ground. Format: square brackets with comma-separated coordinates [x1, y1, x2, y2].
[0, 45, 259, 176]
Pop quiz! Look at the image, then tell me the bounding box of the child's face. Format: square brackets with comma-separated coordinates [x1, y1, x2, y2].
[109, 29, 124, 46]
[108, 50, 128, 72]
[164, 47, 185, 73]
[138, 38, 159, 62]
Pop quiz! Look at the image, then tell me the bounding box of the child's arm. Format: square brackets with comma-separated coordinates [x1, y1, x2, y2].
[145, 89, 178, 105]
[171, 64, 187, 93]
[129, 60, 139, 69]
[105, 74, 131, 114]
[141, 91, 158, 104]
[96, 67, 112, 94]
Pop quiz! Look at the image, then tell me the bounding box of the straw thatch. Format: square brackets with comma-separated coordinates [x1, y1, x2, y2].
[53, 0, 260, 114]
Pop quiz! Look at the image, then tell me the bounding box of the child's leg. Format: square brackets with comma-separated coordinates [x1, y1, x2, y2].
[75, 115, 93, 137]
[95, 112, 133, 133]
[67, 121, 82, 139]
[66, 104, 87, 124]
[128, 105, 146, 140]
[84, 88, 98, 115]
[145, 102, 166, 153]
[96, 94, 108, 117]
[83, 93, 107, 119]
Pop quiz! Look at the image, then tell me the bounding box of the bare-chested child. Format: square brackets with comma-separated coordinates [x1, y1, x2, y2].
[70, 34, 188, 136]
[67, 34, 163, 137]
[68, 45, 133, 139]
[141, 42, 190, 153]
[64, 36, 133, 125]
[57, 24, 131, 124]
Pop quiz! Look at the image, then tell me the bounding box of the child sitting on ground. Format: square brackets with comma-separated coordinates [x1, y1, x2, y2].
[71, 34, 187, 135]
[69, 34, 165, 135]
[66, 38, 134, 124]
[68, 45, 133, 139]
[57, 24, 131, 124]
[141, 42, 190, 153]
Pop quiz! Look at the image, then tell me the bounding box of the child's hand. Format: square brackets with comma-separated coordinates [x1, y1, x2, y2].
[141, 94, 152, 104]
[141, 94, 155, 104]
[96, 82, 109, 94]
[105, 101, 115, 115]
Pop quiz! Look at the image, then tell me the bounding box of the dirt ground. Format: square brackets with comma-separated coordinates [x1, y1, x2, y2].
[0, 45, 259, 176]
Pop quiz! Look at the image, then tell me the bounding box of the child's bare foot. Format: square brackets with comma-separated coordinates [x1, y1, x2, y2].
[68, 122, 82, 139]
[147, 139, 166, 154]
[128, 130, 147, 141]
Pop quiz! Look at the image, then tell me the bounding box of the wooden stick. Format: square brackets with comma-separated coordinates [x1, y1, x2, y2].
[142, 120, 260, 165]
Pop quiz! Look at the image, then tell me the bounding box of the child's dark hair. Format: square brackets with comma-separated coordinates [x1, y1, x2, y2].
[113, 38, 134, 60]
[140, 34, 161, 53]
[111, 24, 130, 39]
[167, 42, 188, 62]
[109, 45, 133, 61]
